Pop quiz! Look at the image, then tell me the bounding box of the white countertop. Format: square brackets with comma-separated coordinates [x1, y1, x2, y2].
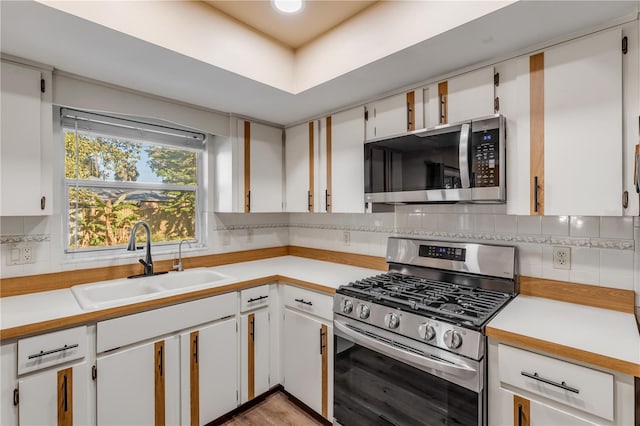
[0, 256, 380, 332]
[488, 295, 640, 368]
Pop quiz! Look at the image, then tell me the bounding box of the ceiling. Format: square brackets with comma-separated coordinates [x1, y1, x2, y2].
[1, 1, 638, 127]
[203, 0, 377, 49]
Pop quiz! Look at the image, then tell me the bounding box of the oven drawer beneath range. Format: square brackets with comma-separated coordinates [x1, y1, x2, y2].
[498, 344, 614, 421]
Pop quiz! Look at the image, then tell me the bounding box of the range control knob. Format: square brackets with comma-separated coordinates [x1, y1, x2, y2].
[384, 313, 400, 329]
[418, 323, 436, 341]
[340, 299, 353, 314]
[356, 304, 370, 319]
[443, 330, 463, 349]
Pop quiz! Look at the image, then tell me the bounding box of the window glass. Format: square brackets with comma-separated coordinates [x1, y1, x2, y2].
[64, 128, 200, 252]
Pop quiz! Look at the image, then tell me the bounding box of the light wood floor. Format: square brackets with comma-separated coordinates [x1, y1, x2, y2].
[220, 392, 325, 426]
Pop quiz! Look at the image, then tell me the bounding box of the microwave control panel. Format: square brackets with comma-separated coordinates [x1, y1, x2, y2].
[471, 128, 499, 187]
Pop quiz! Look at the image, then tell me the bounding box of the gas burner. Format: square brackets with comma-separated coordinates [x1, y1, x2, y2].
[440, 303, 465, 315]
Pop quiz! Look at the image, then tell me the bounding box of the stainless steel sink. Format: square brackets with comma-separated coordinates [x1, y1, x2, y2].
[71, 268, 236, 310]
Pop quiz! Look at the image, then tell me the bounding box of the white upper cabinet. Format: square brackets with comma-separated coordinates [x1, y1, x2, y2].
[284, 122, 312, 212]
[506, 28, 624, 216]
[446, 66, 496, 124]
[285, 106, 365, 213]
[364, 91, 422, 141]
[1, 60, 52, 216]
[544, 28, 622, 216]
[326, 107, 365, 213]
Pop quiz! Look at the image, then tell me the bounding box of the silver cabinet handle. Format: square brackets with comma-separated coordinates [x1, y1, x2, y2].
[521, 371, 579, 394]
[28, 344, 78, 359]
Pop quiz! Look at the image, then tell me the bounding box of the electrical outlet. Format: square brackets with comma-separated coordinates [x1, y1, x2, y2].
[6, 245, 35, 265]
[22, 246, 33, 263]
[552, 246, 571, 270]
[343, 231, 351, 246]
[247, 229, 254, 243]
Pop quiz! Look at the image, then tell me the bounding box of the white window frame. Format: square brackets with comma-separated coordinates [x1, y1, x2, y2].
[62, 109, 206, 254]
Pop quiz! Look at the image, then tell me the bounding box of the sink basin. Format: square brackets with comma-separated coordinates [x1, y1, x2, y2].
[71, 268, 236, 310]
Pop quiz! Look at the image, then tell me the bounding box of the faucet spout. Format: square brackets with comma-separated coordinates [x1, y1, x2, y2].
[127, 221, 154, 276]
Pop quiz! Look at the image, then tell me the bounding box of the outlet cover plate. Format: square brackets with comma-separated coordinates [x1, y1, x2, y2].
[552, 246, 571, 270]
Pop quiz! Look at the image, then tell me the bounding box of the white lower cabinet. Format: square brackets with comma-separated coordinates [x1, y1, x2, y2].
[180, 318, 238, 425]
[97, 336, 180, 425]
[18, 361, 89, 426]
[283, 307, 332, 420]
[240, 308, 270, 403]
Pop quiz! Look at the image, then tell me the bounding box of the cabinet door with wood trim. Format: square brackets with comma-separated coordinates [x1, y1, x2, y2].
[285, 122, 313, 212]
[17, 361, 88, 426]
[240, 120, 284, 213]
[96, 337, 180, 426]
[179, 318, 238, 426]
[326, 107, 365, 213]
[240, 309, 270, 403]
[513, 395, 593, 426]
[365, 91, 420, 141]
[282, 308, 332, 420]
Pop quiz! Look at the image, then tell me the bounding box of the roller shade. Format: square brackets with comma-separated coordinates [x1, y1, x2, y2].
[61, 108, 206, 150]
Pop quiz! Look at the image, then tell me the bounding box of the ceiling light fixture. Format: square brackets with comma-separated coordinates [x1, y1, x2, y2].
[272, 0, 303, 14]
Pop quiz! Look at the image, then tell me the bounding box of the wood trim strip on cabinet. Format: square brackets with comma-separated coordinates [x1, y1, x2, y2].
[529, 52, 545, 215]
[520, 276, 635, 313]
[190, 331, 199, 426]
[486, 326, 640, 377]
[244, 120, 251, 213]
[287, 246, 388, 271]
[406, 91, 415, 131]
[155, 340, 165, 426]
[513, 395, 530, 426]
[325, 116, 332, 213]
[57, 367, 73, 426]
[437, 81, 448, 124]
[0, 246, 289, 297]
[308, 121, 314, 212]
[248, 312, 256, 400]
[321, 323, 328, 419]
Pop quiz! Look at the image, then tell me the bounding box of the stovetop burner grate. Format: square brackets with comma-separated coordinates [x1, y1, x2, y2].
[340, 272, 512, 327]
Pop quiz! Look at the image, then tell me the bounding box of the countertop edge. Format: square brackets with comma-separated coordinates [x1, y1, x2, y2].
[0, 274, 335, 341]
[486, 326, 640, 378]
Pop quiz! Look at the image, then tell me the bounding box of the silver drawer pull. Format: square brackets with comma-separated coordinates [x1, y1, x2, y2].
[521, 371, 580, 394]
[28, 344, 79, 359]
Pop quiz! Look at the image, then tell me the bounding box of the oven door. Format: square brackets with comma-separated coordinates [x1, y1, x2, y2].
[334, 317, 485, 426]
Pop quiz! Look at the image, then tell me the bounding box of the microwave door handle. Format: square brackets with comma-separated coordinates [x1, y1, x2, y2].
[459, 123, 471, 189]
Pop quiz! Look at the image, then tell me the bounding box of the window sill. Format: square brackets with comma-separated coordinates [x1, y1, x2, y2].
[62, 243, 208, 265]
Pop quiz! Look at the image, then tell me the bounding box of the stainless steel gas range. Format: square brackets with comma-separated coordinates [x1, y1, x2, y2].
[333, 237, 518, 426]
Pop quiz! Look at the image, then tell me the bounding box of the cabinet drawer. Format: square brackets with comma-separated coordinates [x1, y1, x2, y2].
[18, 326, 87, 375]
[97, 292, 237, 353]
[498, 344, 614, 421]
[240, 285, 270, 312]
[283, 285, 332, 321]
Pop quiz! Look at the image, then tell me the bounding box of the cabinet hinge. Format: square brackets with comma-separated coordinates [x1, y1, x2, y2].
[364, 107, 368, 122]
[236, 390, 239, 402]
[268, 374, 271, 386]
[92, 364, 97, 381]
[40, 78, 45, 94]
[13, 388, 19, 406]
[268, 312, 271, 321]
[236, 323, 238, 333]
[622, 36, 628, 54]
[623, 190, 629, 208]
[494, 72, 500, 87]
[494, 97, 500, 113]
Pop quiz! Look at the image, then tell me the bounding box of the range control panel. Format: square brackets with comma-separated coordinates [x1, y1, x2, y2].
[471, 128, 499, 188]
[419, 245, 466, 261]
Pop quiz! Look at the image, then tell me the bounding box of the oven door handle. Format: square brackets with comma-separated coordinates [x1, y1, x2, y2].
[334, 320, 476, 377]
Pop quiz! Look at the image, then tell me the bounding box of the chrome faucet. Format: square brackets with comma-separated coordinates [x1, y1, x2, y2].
[173, 239, 187, 272]
[127, 221, 154, 276]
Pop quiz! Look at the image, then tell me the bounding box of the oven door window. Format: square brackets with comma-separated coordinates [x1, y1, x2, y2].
[334, 335, 480, 426]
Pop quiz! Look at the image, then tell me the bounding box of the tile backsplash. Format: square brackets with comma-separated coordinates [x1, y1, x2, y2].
[1, 206, 639, 313]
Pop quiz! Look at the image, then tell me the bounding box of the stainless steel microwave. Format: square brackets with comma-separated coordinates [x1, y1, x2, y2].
[364, 114, 505, 205]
